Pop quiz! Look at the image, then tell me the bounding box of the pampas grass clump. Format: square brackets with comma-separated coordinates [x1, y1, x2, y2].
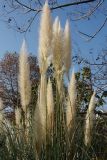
[0, 2, 101, 160]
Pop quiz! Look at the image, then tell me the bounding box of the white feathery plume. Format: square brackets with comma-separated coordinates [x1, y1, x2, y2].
[64, 20, 71, 75]
[47, 78, 54, 130]
[15, 107, 21, 127]
[52, 17, 64, 72]
[66, 70, 77, 128]
[52, 17, 64, 93]
[19, 40, 31, 113]
[39, 1, 52, 74]
[53, 16, 59, 34]
[84, 91, 96, 146]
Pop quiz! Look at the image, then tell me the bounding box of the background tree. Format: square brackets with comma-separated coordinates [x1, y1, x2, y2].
[73, 45, 107, 109]
[75, 66, 106, 112]
[0, 52, 106, 112]
[0, 52, 40, 110]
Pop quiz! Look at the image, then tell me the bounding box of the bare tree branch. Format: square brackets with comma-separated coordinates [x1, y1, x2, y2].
[14, 0, 96, 12]
[78, 16, 107, 41]
[23, 11, 40, 33]
[70, 0, 104, 21]
[51, 0, 96, 10]
[0, 0, 106, 38]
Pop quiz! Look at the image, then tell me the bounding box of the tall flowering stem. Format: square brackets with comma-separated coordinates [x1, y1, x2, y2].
[39, 1, 52, 74]
[35, 1, 53, 149]
[66, 71, 77, 130]
[34, 74, 47, 153]
[47, 78, 54, 132]
[18, 40, 31, 113]
[15, 107, 21, 127]
[52, 17, 64, 94]
[39, 74, 47, 137]
[84, 91, 96, 147]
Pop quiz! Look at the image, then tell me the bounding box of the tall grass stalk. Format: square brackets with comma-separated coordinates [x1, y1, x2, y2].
[33, 74, 47, 154]
[84, 91, 96, 147]
[15, 107, 21, 127]
[66, 70, 77, 129]
[47, 78, 54, 131]
[18, 40, 31, 113]
[52, 17, 64, 94]
[39, 1, 52, 74]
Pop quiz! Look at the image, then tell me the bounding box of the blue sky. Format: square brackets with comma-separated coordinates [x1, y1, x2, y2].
[0, 1, 107, 60]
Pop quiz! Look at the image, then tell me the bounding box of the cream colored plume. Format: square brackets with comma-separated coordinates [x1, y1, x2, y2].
[47, 78, 54, 130]
[15, 107, 21, 127]
[19, 40, 31, 113]
[84, 91, 96, 146]
[52, 17, 64, 72]
[64, 20, 71, 75]
[52, 17, 64, 93]
[39, 1, 52, 74]
[66, 70, 77, 128]
[53, 16, 59, 34]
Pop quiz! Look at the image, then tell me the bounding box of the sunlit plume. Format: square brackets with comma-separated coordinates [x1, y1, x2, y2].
[19, 40, 31, 113]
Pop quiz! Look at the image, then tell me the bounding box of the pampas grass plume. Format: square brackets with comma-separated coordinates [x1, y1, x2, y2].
[39, 1, 52, 74]
[19, 40, 31, 113]
[66, 70, 77, 128]
[52, 17, 64, 94]
[84, 91, 96, 146]
[52, 17, 64, 72]
[53, 16, 59, 34]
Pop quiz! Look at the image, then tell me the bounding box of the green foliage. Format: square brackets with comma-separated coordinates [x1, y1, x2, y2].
[75, 67, 106, 111]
